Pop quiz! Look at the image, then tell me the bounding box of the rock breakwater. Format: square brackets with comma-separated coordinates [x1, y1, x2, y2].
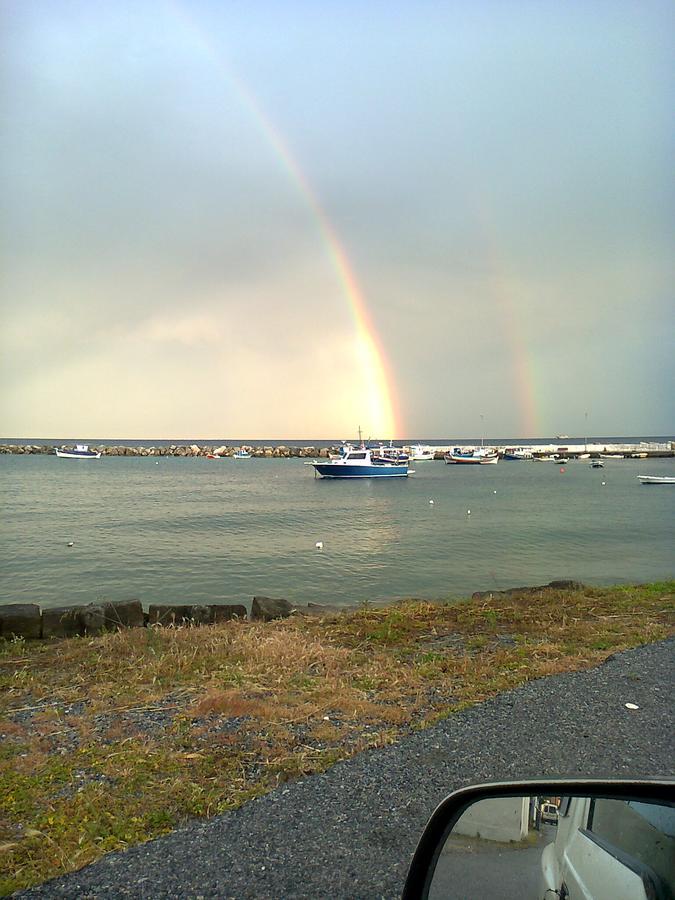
[0, 443, 338, 458]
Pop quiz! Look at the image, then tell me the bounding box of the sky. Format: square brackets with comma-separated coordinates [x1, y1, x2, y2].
[1, 0, 673, 440]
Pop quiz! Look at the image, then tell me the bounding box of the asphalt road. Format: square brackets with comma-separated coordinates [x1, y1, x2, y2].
[22, 639, 674, 899]
[429, 835, 549, 900]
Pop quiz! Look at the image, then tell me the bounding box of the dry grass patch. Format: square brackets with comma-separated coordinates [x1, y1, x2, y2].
[0, 581, 673, 894]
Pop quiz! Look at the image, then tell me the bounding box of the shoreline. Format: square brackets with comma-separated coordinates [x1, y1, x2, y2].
[1, 581, 673, 894]
[1, 440, 674, 458]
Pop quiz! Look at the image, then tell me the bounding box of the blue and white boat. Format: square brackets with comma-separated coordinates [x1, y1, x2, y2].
[54, 444, 101, 459]
[233, 448, 251, 459]
[311, 445, 410, 478]
[503, 447, 533, 460]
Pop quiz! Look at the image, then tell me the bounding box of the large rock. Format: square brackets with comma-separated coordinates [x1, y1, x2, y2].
[190, 605, 213, 625]
[77, 604, 106, 635]
[472, 580, 585, 601]
[296, 602, 343, 618]
[42, 606, 82, 638]
[0, 603, 42, 640]
[251, 596, 294, 621]
[101, 599, 144, 629]
[147, 604, 195, 626]
[210, 604, 247, 623]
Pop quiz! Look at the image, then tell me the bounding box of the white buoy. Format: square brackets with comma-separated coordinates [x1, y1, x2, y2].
[67, 542, 74, 547]
[602, 481, 606, 486]
[429, 499, 434, 505]
[493, 490, 497, 494]
[155, 461, 159, 465]
[315, 541, 324, 550]
[467, 509, 471, 515]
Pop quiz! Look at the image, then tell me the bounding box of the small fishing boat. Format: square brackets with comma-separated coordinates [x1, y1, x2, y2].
[444, 448, 498, 465]
[372, 443, 410, 464]
[54, 444, 101, 459]
[311, 445, 410, 478]
[233, 449, 251, 459]
[591, 460, 604, 468]
[407, 445, 435, 461]
[637, 475, 675, 485]
[601, 454, 624, 459]
[503, 448, 533, 460]
[577, 453, 591, 460]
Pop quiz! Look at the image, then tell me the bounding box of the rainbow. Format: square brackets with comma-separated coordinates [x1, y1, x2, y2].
[166, 3, 400, 438]
[472, 194, 540, 438]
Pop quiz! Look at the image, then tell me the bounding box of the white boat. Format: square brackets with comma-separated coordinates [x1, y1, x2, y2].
[234, 449, 251, 459]
[503, 448, 533, 460]
[407, 445, 435, 461]
[591, 460, 604, 468]
[601, 454, 624, 459]
[637, 475, 675, 485]
[54, 444, 101, 459]
[577, 453, 590, 459]
[444, 447, 498, 465]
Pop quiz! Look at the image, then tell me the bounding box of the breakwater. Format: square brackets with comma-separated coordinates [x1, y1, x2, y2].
[0, 580, 584, 641]
[1, 441, 673, 458]
[0, 596, 332, 639]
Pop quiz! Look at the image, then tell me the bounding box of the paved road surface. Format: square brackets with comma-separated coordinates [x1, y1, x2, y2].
[23, 639, 674, 899]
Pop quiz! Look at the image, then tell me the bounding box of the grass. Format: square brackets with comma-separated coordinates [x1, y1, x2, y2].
[1, 581, 673, 894]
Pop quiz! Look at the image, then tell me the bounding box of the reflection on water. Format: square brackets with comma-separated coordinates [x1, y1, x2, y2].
[0, 455, 673, 608]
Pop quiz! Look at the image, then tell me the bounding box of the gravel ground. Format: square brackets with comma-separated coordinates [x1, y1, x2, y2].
[22, 639, 674, 899]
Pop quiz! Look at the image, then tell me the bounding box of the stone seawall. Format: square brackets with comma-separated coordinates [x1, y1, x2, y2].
[1, 442, 674, 459]
[0, 443, 335, 458]
[0, 596, 343, 640]
[0, 580, 584, 641]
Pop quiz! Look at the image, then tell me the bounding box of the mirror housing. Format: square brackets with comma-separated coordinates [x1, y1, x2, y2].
[402, 779, 675, 900]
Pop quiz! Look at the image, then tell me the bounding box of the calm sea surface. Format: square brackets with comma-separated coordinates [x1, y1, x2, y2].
[1, 454, 673, 610]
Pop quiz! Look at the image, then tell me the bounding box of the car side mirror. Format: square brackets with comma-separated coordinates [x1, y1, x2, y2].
[402, 779, 675, 900]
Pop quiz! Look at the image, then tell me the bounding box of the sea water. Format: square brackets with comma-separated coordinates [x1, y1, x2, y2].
[1, 454, 673, 610]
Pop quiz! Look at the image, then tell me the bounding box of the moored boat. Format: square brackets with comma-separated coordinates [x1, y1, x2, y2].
[54, 444, 101, 459]
[591, 460, 604, 468]
[311, 445, 410, 478]
[503, 448, 533, 460]
[372, 443, 410, 464]
[407, 445, 435, 461]
[444, 447, 498, 465]
[637, 475, 675, 485]
[233, 449, 251, 459]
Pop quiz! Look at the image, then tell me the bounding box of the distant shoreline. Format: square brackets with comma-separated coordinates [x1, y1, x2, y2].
[1, 434, 673, 447]
[1, 439, 673, 458]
